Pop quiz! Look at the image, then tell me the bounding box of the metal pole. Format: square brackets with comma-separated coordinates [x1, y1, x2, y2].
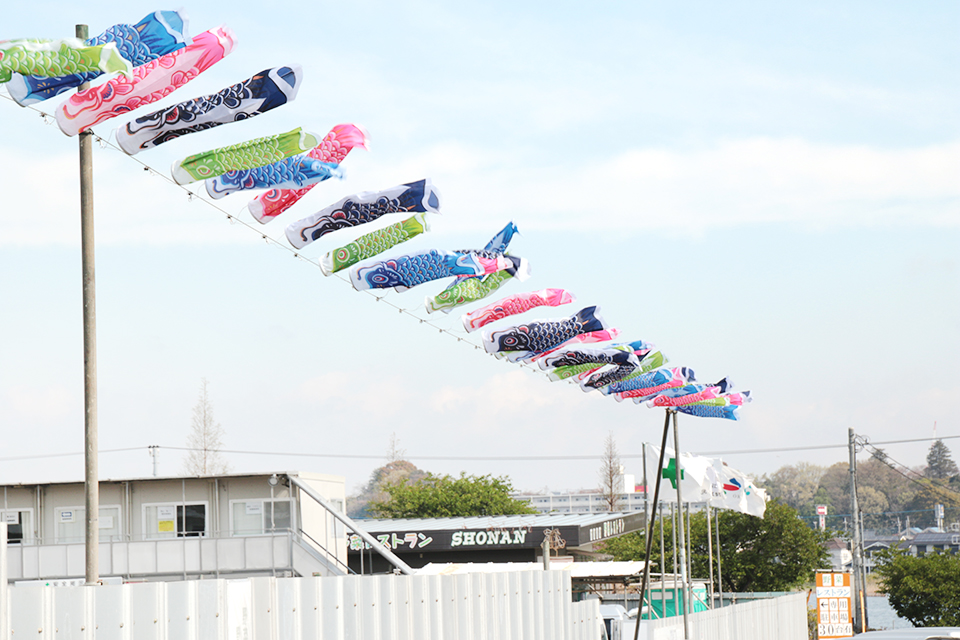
[715, 508, 723, 607]
[685, 501, 693, 603]
[642, 443, 649, 524]
[672, 411, 690, 637]
[706, 504, 715, 608]
[633, 410, 672, 640]
[659, 503, 666, 618]
[849, 428, 863, 632]
[671, 504, 678, 609]
[76, 22, 100, 588]
[542, 535, 550, 570]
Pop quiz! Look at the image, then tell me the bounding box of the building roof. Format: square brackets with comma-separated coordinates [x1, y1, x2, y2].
[0, 470, 342, 488]
[354, 512, 638, 531]
[416, 560, 648, 579]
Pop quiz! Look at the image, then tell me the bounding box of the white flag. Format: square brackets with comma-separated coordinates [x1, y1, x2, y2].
[649, 445, 716, 504]
[707, 460, 768, 518]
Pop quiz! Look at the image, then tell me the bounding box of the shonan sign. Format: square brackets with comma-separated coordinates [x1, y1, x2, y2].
[452, 529, 529, 547]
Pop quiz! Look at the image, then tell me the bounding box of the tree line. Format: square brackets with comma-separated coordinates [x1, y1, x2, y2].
[757, 440, 960, 532]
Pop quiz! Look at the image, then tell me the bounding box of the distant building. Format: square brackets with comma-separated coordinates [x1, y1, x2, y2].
[905, 528, 960, 557]
[824, 538, 852, 572]
[1, 471, 348, 584]
[514, 472, 649, 514]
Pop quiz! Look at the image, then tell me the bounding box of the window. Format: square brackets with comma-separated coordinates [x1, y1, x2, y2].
[55, 506, 122, 543]
[2, 510, 32, 544]
[143, 503, 207, 539]
[230, 500, 293, 536]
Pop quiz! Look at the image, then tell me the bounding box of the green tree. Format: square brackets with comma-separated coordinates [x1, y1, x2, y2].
[875, 547, 960, 626]
[926, 439, 959, 480]
[347, 459, 427, 518]
[601, 500, 828, 592]
[368, 472, 537, 518]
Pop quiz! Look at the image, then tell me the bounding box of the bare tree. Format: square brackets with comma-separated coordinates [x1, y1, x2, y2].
[386, 432, 406, 463]
[182, 378, 229, 475]
[598, 431, 623, 512]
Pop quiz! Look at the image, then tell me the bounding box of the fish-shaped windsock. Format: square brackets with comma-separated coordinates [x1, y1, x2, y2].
[539, 347, 640, 371]
[462, 288, 575, 333]
[644, 380, 731, 407]
[443, 222, 519, 290]
[248, 124, 370, 223]
[595, 348, 666, 389]
[320, 214, 429, 276]
[688, 391, 752, 407]
[425, 256, 531, 313]
[285, 179, 441, 249]
[205, 156, 343, 199]
[0, 38, 132, 85]
[582, 362, 640, 392]
[7, 11, 189, 106]
[117, 65, 303, 155]
[609, 367, 695, 401]
[482, 306, 609, 358]
[56, 27, 236, 136]
[676, 405, 741, 420]
[171, 127, 318, 185]
[351, 250, 517, 293]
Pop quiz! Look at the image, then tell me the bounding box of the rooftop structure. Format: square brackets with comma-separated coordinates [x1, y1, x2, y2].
[1, 471, 349, 583]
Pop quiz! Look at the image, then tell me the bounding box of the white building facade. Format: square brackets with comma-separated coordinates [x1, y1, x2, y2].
[1, 471, 348, 583]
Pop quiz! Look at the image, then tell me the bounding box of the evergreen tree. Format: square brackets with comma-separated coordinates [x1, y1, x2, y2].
[925, 440, 959, 480]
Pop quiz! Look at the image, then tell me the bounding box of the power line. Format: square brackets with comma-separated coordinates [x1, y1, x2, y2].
[0, 447, 146, 463]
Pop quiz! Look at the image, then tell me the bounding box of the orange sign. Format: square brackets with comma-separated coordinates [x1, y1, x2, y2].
[815, 572, 853, 638]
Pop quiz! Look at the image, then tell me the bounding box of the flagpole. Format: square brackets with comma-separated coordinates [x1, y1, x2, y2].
[672, 410, 691, 636]
[633, 409, 672, 640]
[715, 508, 724, 607]
[659, 502, 666, 618]
[75, 23, 100, 589]
[706, 504, 715, 608]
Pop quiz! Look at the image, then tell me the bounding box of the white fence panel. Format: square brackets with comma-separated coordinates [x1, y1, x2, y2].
[647, 592, 808, 640]
[1, 570, 601, 640]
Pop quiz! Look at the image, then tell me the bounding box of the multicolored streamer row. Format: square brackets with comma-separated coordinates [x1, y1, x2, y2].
[461, 288, 575, 332]
[171, 127, 318, 184]
[350, 249, 516, 293]
[56, 26, 237, 137]
[7, 11, 189, 106]
[285, 179, 441, 249]
[0, 38, 132, 85]
[1, 21, 752, 421]
[320, 213, 429, 276]
[117, 64, 304, 155]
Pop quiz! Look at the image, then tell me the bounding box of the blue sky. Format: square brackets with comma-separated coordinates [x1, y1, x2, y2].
[2, 1, 958, 495]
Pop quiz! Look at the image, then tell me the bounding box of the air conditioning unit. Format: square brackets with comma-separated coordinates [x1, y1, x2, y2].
[950, 522, 960, 532]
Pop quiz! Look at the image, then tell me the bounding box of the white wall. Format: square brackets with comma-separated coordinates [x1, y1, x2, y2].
[2, 571, 602, 640]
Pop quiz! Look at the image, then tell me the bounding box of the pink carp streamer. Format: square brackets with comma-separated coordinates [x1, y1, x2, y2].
[646, 385, 723, 408]
[461, 288, 575, 333]
[56, 27, 237, 136]
[248, 124, 370, 223]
